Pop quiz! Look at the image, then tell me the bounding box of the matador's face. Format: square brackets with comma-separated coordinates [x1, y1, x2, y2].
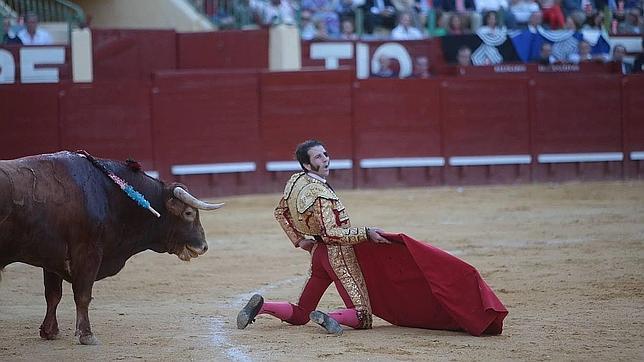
[305, 145, 330, 179]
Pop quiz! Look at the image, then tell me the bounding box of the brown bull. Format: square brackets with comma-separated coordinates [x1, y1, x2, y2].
[0, 151, 223, 345]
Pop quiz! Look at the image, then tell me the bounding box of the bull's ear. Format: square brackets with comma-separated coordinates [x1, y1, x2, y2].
[165, 197, 185, 216]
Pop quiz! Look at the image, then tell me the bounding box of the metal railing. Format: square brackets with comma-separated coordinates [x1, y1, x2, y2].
[4, 0, 85, 27]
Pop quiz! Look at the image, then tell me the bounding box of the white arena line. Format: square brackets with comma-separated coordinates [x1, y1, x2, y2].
[537, 152, 623, 163]
[144, 170, 159, 179]
[171, 162, 256, 175]
[360, 157, 445, 168]
[266, 159, 353, 171]
[448, 155, 532, 166]
[630, 151, 644, 160]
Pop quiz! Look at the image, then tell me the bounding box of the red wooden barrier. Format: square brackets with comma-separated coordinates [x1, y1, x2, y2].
[150, 70, 261, 196]
[177, 30, 268, 70]
[58, 81, 155, 169]
[622, 75, 644, 179]
[92, 29, 177, 81]
[259, 69, 354, 191]
[353, 78, 443, 187]
[531, 74, 623, 182]
[0, 84, 61, 159]
[440, 77, 532, 184]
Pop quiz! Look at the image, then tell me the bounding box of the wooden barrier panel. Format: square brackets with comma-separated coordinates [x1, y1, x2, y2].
[441, 77, 532, 184]
[622, 75, 644, 179]
[531, 74, 623, 182]
[58, 81, 155, 169]
[151, 70, 261, 196]
[353, 78, 443, 187]
[92, 29, 177, 81]
[259, 69, 354, 191]
[0, 84, 61, 159]
[177, 30, 268, 70]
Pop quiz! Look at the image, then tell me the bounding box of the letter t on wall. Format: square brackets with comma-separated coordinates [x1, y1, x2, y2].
[310, 43, 353, 69]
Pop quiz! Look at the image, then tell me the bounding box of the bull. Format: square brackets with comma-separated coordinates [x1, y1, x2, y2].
[0, 151, 223, 345]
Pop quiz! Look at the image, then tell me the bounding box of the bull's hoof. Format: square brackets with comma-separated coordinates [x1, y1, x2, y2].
[39, 327, 59, 340]
[79, 334, 99, 345]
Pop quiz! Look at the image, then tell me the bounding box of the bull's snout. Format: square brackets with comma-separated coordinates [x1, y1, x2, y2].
[176, 241, 208, 261]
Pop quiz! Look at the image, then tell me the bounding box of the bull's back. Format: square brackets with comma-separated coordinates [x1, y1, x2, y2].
[0, 152, 90, 268]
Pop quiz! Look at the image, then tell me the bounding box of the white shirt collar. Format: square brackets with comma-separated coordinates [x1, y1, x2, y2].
[305, 172, 327, 183]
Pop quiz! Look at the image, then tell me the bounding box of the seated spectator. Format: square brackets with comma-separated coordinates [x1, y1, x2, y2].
[339, 17, 360, 39]
[17, 12, 53, 45]
[363, 0, 398, 34]
[250, 0, 296, 26]
[302, 0, 341, 37]
[527, 10, 543, 32]
[457, 45, 473, 66]
[391, 11, 425, 39]
[300, 9, 317, 39]
[475, 0, 513, 27]
[537, 42, 557, 64]
[478, 10, 504, 33]
[411, 55, 431, 78]
[568, 40, 597, 63]
[430, 10, 449, 36]
[372, 55, 397, 77]
[540, 0, 565, 29]
[611, 44, 633, 74]
[391, 0, 426, 28]
[447, 13, 470, 34]
[509, 0, 540, 28]
[582, 11, 604, 30]
[312, 18, 331, 39]
[563, 14, 579, 30]
[617, 7, 642, 34]
[2, 17, 22, 45]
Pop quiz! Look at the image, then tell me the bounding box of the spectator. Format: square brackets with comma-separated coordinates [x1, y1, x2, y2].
[2, 17, 22, 45]
[391, 0, 424, 28]
[617, 8, 642, 34]
[249, 0, 296, 26]
[363, 0, 398, 34]
[568, 39, 595, 63]
[509, 0, 540, 28]
[412, 55, 431, 77]
[611, 44, 633, 74]
[391, 11, 425, 39]
[537, 42, 557, 64]
[447, 13, 470, 34]
[540, 0, 565, 29]
[300, 10, 317, 39]
[372, 55, 396, 77]
[302, 0, 341, 37]
[17, 12, 53, 45]
[339, 17, 360, 39]
[336, 0, 365, 20]
[582, 11, 604, 30]
[313, 18, 331, 39]
[430, 10, 449, 36]
[478, 10, 504, 33]
[457, 45, 473, 66]
[527, 10, 543, 32]
[563, 14, 579, 30]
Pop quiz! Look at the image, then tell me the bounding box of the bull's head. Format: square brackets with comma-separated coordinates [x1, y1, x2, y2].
[162, 184, 223, 261]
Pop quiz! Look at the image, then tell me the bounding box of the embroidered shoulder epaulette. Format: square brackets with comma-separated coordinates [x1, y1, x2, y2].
[283, 172, 305, 199]
[296, 181, 338, 213]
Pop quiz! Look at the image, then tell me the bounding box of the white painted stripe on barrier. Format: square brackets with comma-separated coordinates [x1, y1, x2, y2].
[630, 151, 644, 160]
[449, 155, 532, 166]
[145, 170, 159, 179]
[266, 159, 353, 171]
[171, 162, 256, 175]
[537, 152, 623, 163]
[360, 157, 445, 168]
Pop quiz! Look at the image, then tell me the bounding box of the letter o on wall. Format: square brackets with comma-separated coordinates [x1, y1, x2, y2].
[370, 43, 413, 79]
[0, 49, 15, 84]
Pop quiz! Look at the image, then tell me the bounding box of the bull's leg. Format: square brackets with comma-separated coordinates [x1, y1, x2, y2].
[39, 269, 62, 340]
[71, 249, 100, 345]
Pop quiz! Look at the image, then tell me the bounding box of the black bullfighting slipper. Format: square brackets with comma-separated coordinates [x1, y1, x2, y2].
[309, 310, 344, 335]
[237, 294, 264, 329]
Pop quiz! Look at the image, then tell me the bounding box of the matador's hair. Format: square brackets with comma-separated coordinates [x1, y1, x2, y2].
[295, 139, 326, 172]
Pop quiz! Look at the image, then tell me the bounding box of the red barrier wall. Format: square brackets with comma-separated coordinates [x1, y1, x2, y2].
[58, 81, 155, 168]
[151, 70, 261, 196]
[623, 75, 644, 179]
[353, 78, 443, 187]
[259, 69, 354, 191]
[177, 30, 268, 70]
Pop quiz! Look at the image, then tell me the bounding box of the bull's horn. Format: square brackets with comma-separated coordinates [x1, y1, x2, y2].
[173, 187, 224, 210]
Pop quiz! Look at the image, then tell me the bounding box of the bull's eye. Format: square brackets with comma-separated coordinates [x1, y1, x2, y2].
[183, 210, 194, 218]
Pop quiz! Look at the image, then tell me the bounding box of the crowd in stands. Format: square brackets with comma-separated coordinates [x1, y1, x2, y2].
[1, 12, 53, 46]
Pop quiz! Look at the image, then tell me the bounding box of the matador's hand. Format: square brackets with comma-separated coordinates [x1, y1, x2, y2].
[299, 239, 315, 252]
[367, 227, 391, 244]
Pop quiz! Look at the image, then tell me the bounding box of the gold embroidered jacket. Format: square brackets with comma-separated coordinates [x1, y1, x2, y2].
[274, 172, 369, 248]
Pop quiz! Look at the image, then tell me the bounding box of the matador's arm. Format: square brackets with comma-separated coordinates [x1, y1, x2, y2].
[274, 197, 306, 248]
[312, 198, 369, 246]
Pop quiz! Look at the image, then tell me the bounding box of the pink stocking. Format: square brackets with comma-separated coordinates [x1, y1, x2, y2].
[259, 301, 294, 321]
[328, 308, 361, 328]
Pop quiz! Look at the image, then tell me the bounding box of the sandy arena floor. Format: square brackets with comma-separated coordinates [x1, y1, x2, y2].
[1, 181, 643, 361]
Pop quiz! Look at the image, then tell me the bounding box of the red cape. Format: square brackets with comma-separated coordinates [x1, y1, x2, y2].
[353, 233, 508, 336]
